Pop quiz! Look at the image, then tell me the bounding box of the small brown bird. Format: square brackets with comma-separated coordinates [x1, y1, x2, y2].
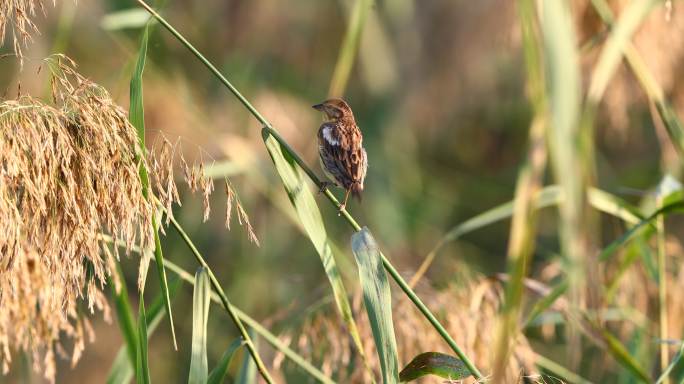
[312, 98, 367, 211]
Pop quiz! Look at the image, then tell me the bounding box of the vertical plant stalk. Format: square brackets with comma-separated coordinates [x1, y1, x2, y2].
[134, 0, 483, 379]
[540, 0, 586, 366]
[109, 264, 140, 369]
[136, 289, 151, 384]
[328, 0, 372, 96]
[586, 0, 664, 103]
[159, 201, 275, 384]
[582, 0, 666, 313]
[161, 259, 336, 384]
[102, 235, 336, 384]
[130, 22, 179, 351]
[589, 0, 684, 158]
[491, 0, 547, 379]
[657, 195, 669, 382]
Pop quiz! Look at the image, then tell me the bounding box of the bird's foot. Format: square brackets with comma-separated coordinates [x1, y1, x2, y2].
[318, 182, 332, 195]
[337, 203, 346, 216]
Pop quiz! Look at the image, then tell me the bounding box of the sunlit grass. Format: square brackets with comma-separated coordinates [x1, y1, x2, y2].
[2, 1, 684, 383]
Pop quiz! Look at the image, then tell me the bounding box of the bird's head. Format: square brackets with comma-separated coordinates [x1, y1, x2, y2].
[312, 98, 354, 121]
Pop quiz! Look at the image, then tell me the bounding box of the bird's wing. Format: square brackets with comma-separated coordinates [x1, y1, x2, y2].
[318, 123, 366, 188]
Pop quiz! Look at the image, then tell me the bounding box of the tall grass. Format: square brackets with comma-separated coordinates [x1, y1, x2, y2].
[134, 0, 483, 381]
[3, 1, 684, 383]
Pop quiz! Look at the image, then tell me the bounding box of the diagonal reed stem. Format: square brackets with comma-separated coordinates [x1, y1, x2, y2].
[135, 0, 483, 379]
[153, 197, 275, 384]
[101, 233, 334, 383]
[161, 260, 336, 384]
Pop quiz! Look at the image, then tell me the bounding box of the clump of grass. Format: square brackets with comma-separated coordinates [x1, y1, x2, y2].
[0, 0, 54, 59]
[0, 56, 153, 381]
[279, 276, 537, 383]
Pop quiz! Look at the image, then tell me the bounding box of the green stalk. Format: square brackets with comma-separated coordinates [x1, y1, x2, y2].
[590, 0, 684, 158]
[492, 0, 547, 379]
[657, 195, 669, 382]
[161, 260, 335, 384]
[100, 234, 334, 384]
[135, 0, 482, 379]
[156, 200, 275, 384]
[328, 0, 372, 96]
[534, 353, 595, 384]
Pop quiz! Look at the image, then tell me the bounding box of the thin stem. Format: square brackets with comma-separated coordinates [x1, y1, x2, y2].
[657, 195, 669, 382]
[136, 0, 483, 379]
[492, 0, 548, 379]
[328, 0, 371, 96]
[100, 234, 334, 384]
[533, 353, 595, 384]
[656, 342, 684, 384]
[161, 260, 336, 384]
[159, 201, 275, 384]
[134, 0, 270, 127]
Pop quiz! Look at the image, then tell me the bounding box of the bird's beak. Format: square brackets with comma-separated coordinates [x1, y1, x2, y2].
[312, 103, 325, 111]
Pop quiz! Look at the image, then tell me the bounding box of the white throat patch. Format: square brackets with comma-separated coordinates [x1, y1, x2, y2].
[322, 126, 339, 146]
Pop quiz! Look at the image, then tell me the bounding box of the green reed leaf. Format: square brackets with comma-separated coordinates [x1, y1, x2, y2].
[352, 227, 400, 384]
[189, 267, 212, 384]
[208, 337, 244, 384]
[399, 352, 471, 382]
[261, 127, 373, 375]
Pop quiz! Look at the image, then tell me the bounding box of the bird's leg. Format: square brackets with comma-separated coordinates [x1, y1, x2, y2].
[318, 181, 332, 195]
[338, 188, 351, 214]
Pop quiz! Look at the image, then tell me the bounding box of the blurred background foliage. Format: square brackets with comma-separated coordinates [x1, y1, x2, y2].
[2, 0, 684, 382]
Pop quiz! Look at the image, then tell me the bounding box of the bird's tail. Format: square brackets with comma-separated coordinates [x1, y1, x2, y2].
[351, 182, 363, 202]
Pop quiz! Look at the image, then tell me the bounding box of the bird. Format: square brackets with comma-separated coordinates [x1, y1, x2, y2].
[312, 98, 367, 211]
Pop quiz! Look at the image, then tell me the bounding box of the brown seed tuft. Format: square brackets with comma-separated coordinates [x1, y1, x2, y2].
[148, 136, 259, 245]
[224, 179, 235, 229]
[0, 55, 153, 382]
[280, 276, 537, 383]
[0, 0, 55, 60]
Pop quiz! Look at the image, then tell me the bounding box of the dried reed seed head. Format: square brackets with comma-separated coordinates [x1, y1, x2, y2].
[151, 137, 181, 226]
[225, 179, 235, 229]
[0, 0, 53, 59]
[0, 56, 152, 382]
[149, 135, 259, 245]
[282, 277, 537, 383]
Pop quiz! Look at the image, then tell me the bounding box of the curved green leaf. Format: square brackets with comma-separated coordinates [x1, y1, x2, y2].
[130, 20, 177, 350]
[399, 352, 471, 382]
[352, 227, 399, 384]
[109, 265, 139, 375]
[602, 329, 651, 382]
[135, 296, 151, 384]
[189, 267, 211, 384]
[107, 279, 180, 384]
[261, 127, 372, 374]
[208, 337, 244, 384]
[236, 331, 258, 384]
[136, 259, 151, 384]
[600, 198, 684, 262]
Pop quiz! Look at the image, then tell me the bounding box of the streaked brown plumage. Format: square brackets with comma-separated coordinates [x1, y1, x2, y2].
[312, 98, 367, 210]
